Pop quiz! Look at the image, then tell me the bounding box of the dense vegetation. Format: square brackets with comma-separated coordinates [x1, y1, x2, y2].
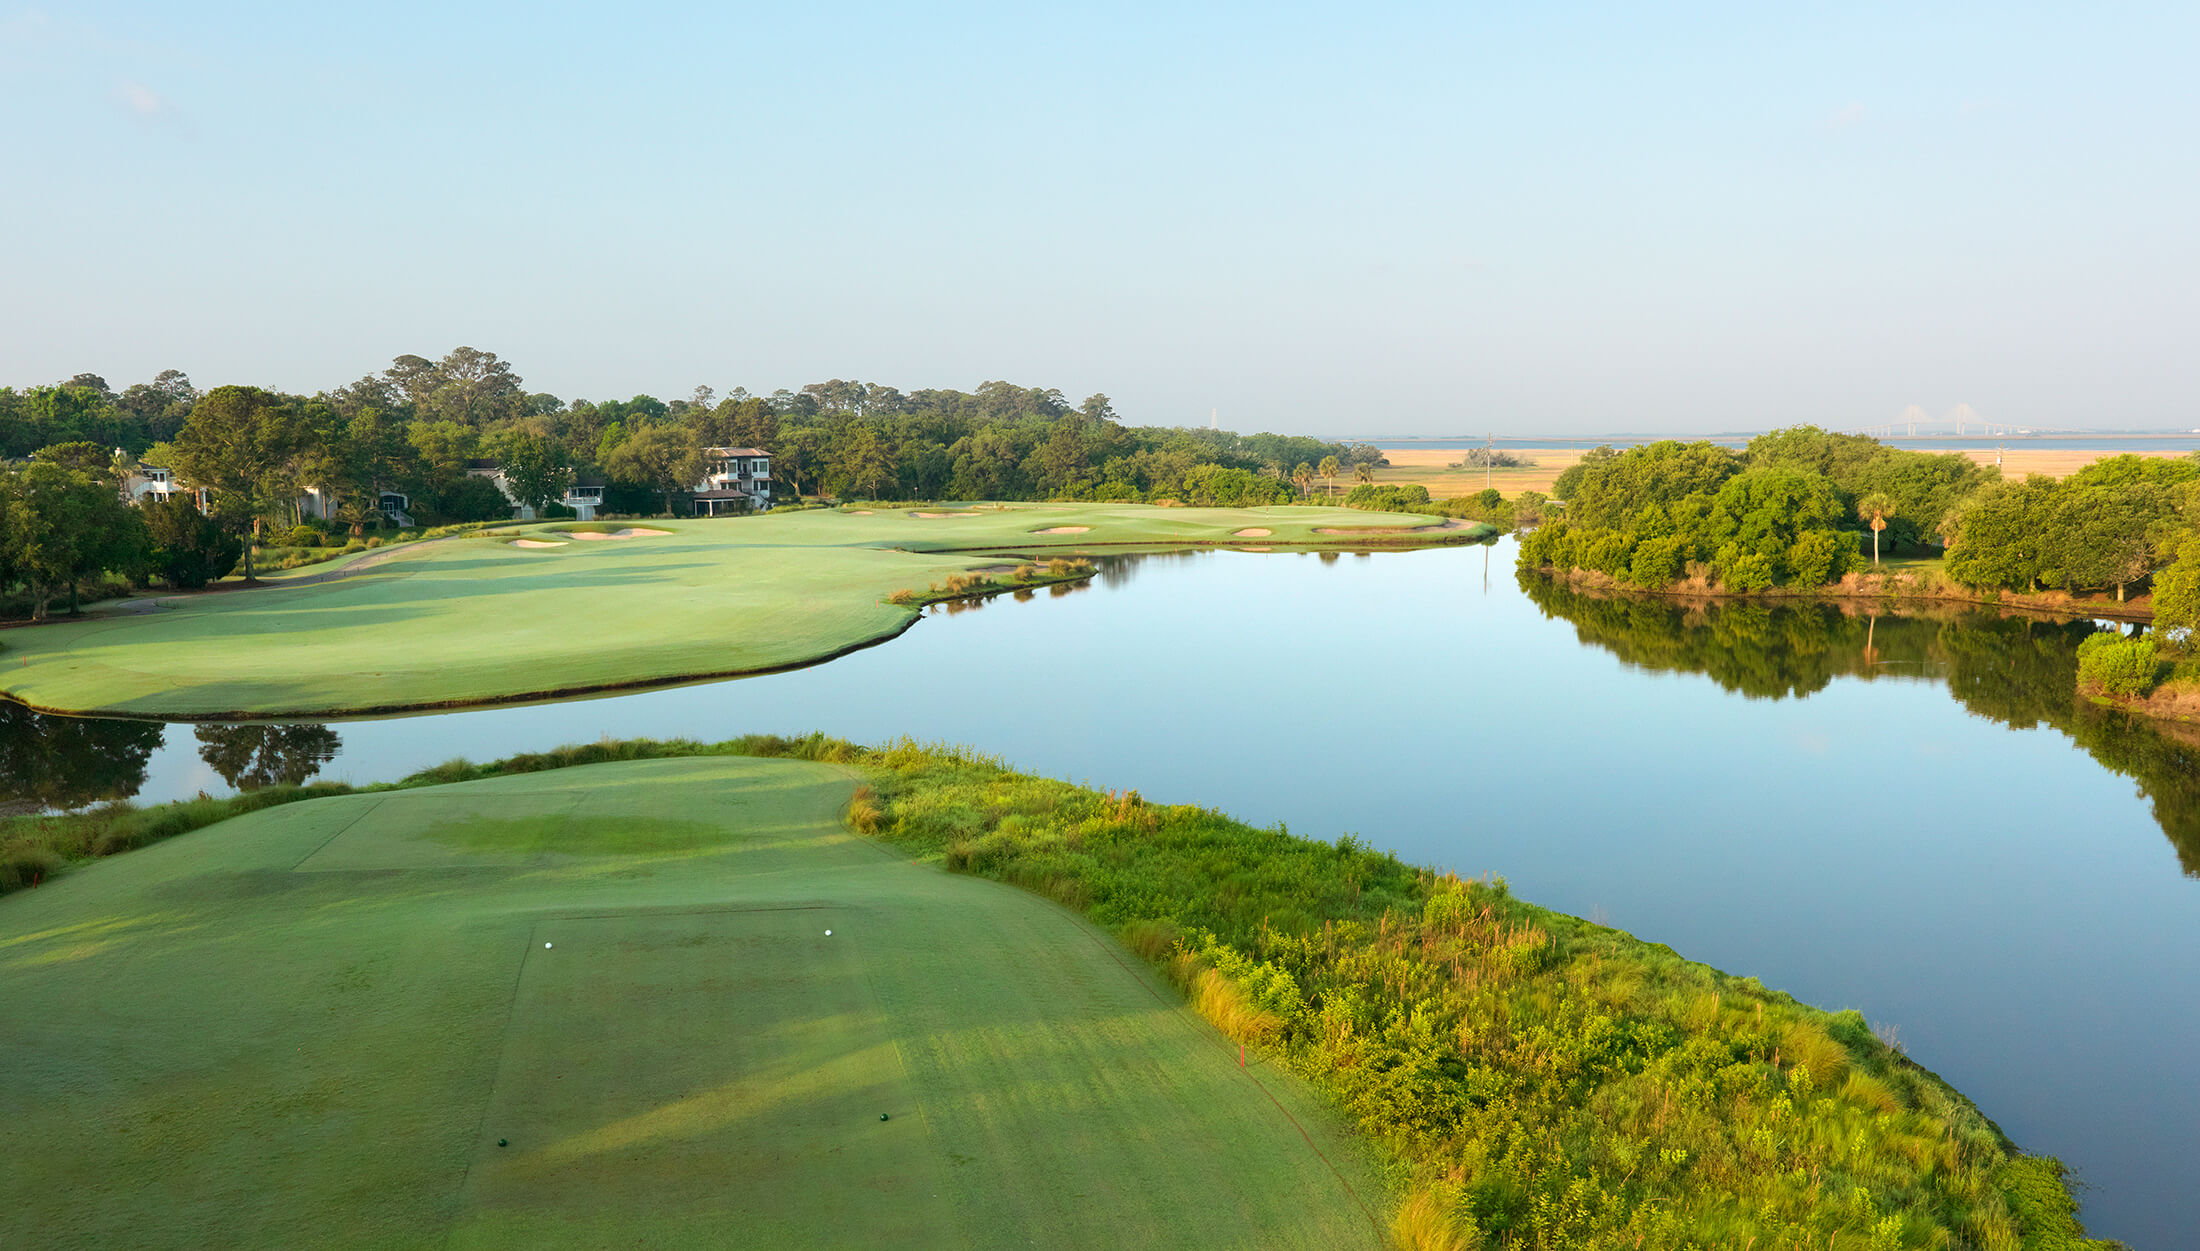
[0, 352, 1396, 614]
[1942, 455, 2200, 602]
[1521, 430, 2200, 619]
[0, 732, 2109, 1248]
[1519, 430, 1992, 592]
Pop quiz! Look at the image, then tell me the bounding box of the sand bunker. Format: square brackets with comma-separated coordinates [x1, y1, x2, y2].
[912, 511, 981, 519]
[556, 527, 672, 541]
[510, 538, 567, 548]
[848, 509, 875, 514]
[1233, 527, 1273, 538]
[1033, 525, 1090, 534]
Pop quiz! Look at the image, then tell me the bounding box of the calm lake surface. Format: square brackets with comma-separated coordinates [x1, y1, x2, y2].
[10, 540, 2197, 1245]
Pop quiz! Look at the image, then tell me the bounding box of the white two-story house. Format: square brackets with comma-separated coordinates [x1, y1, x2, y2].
[121, 463, 212, 512]
[691, 447, 772, 516]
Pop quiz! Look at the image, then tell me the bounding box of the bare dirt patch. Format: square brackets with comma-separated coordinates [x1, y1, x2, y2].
[1033, 526, 1090, 534]
[1233, 528, 1273, 537]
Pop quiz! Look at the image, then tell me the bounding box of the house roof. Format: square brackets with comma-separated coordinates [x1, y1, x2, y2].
[702, 447, 770, 457]
[691, 488, 761, 500]
[465, 458, 502, 470]
[572, 477, 607, 489]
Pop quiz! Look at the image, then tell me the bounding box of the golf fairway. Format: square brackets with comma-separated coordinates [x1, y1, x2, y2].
[0, 503, 1479, 719]
[0, 756, 1382, 1248]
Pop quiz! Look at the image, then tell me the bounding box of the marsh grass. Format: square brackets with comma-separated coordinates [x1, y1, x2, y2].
[0, 732, 2113, 1249]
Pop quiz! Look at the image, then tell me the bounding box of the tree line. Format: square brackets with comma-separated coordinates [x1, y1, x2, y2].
[3, 349, 1382, 521]
[0, 349, 1384, 614]
[1514, 427, 2200, 601]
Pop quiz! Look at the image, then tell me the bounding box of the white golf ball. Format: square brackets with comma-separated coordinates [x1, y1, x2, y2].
[544, 942, 552, 949]
[825, 929, 832, 936]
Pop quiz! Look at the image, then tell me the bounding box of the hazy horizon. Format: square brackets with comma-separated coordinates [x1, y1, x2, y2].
[6, 3, 2194, 438]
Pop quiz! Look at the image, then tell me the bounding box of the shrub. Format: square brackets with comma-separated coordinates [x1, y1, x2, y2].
[1716, 547, 1777, 592]
[1626, 536, 1689, 586]
[1582, 531, 1634, 577]
[283, 524, 324, 548]
[1343, 483, 1432, 513]
[2076, 632, 2160, 697]
[1785, 528, 1855, 586]
[886, 588, 918, 605]
[144, 496, 242, 588]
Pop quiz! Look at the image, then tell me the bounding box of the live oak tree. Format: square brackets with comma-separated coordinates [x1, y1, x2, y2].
[602, 424, 703, 515]
[491, 432, 574, 513]
[13, 457, 146, 617]
[170, 386, 309, 581]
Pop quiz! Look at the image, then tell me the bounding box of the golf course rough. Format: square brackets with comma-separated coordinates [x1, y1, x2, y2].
[0, 756, 1384, 1249]
[0, 503, 1487, 719]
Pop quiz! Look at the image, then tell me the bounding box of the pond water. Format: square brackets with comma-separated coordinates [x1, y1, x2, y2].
[10, 540, 2196, 1245]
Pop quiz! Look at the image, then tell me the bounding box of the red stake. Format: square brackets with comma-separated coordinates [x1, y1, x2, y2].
[1239, 1043, 1245, 1068]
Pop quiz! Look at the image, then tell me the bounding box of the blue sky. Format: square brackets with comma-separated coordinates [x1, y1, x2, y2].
[3, 2, 2194, 436]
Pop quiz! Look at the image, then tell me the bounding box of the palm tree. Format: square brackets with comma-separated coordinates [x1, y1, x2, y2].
[1857, 492, 1897, 565]
[1292, 462, 1313, 498]
[1318, 455, 1341, 498]
[1354, 461, 1374, 486]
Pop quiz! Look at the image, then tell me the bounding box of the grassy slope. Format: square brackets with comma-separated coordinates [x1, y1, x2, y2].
[0, 503, 1477, 719]
[0, 755, 1381, 1250]
[0, 735, 2109, 1247]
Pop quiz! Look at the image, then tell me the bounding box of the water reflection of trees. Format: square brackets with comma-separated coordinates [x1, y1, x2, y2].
[1521, 576, 2200, 874]
[194, 724, 342, 791]
[0, 704, 165, 813]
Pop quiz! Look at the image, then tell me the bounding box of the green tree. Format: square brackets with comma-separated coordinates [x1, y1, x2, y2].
[170, 386, 309, 581]
[1318, 455, 1341, 498]
[2153, 536, 2200, 638]
[1292, 462, 1313, 498]
[13, 459, 148, 616]
[603, 424, 702, 514]
[831, 426, 894, 499]
[1945, 478, 2059, 592]
[1354, 461, 1374, 486]
[144, 495, 242, 588]
[492, 432, 573, 513]
[2041, 484, 2166, 600]
[424, 346, 525, 427]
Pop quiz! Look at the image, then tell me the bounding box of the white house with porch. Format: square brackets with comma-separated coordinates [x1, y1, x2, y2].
[121, 463, 212, 512]
[692, 447, 771, 516]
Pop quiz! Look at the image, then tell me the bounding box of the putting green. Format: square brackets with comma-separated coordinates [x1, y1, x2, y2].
[0, 503, 1477, 718]
[0, 757, 1382, 1249]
